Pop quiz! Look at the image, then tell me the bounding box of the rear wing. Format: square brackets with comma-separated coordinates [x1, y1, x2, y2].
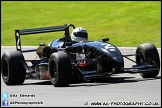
[15, 24, 75, 52]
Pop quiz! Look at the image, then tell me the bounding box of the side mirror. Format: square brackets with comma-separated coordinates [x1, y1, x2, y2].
[62, 37, 66, 42]
[102, 38, 109, 42]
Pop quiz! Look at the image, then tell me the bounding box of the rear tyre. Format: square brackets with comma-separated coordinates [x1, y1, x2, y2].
[1, 51, 26, 85]
[48, 52, 72, 87]
[136, 43, 160, 78]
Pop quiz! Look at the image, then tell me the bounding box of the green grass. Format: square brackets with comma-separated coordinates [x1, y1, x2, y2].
[1, 1, 161, 47]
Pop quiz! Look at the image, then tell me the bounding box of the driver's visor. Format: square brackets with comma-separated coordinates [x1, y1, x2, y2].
[74, 32, 88, 38]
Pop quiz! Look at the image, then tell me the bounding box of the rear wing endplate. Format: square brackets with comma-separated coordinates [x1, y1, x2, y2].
[15, 24, 75, 52]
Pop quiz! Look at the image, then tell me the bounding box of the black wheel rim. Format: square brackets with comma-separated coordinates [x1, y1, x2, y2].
[50, 60, 57, 82]
[137, 51, 145, 64]
[138, 51, 154, 65]
[2, 59, 9, 80]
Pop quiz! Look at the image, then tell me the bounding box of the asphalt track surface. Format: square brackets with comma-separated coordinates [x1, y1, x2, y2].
[1, 46, 161, 107]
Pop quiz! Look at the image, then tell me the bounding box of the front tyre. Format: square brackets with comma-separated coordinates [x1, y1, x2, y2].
[136, 43, 160, 78]
[1, 51, 26, 85]
[48, 52, 72, 87]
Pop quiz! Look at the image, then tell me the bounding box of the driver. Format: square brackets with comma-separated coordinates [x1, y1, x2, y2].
[71, 27, 88, 43]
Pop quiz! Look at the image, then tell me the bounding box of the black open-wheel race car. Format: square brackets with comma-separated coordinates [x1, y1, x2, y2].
[1, 24, 160, 87]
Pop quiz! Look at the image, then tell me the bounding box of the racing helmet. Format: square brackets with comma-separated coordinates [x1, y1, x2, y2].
[71, 27, 88, 42]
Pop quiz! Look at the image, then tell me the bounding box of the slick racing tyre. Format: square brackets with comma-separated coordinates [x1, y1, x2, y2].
[48, 51, 72, 87]
[136, 43, 160, 78]
[1, 51, 26, 85]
